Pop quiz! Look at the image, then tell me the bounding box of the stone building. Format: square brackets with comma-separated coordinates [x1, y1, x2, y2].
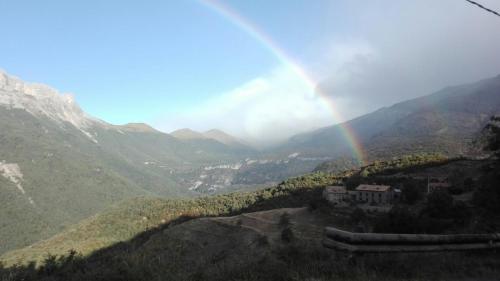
[323, 186, 348, 205]
[355, 184, 393, 204]
[427, 176, 452, 193]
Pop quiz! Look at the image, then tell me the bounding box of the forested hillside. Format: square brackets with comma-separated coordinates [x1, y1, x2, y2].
[0, 71, 256, 254]
[3, 149, 500, 281]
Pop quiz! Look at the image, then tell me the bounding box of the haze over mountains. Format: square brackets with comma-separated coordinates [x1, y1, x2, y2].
[171, 128, 248, 147]
[281, 74, 500, 162]
[1, 69, 500, 255]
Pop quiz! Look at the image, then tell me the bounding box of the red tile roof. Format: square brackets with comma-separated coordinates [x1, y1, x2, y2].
[355, 184, 391, 192]
[324, 186, 347, 193]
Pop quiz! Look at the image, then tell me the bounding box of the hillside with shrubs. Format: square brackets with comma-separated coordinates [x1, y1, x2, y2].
[2, 117, 500, 280]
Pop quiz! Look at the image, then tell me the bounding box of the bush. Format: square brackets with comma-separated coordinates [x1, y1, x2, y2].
[401, 181, 422, 204]
[474, 171, 500, 214]
[450, 201, 472, 225]
[350, 208, 366, 224]
[463, 177, 474, 191]
[374, 206, 419, 233]
[279, 213, 291, 227]
[281, 227, 294, 243]
[425, 190, 454, 218]
[449, 185, 465, 195]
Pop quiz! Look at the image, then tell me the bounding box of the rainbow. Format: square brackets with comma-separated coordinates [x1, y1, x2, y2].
[198, 0, 366, 165]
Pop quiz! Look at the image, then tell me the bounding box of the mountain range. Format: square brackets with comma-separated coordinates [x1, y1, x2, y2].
[1, 69, 500, 255]
[171, 128, 247, 146]
[0, 71, 255, 254]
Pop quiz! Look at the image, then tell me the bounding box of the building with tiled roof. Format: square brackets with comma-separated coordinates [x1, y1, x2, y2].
[355, 184, 393, 204]
[323, 186, 348, 205]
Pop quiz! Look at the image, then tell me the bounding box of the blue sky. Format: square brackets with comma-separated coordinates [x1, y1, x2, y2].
[0, 1, 333, 121]
[2, 0, 500, 144]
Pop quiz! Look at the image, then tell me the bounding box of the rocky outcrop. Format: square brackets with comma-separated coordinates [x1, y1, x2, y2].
[0, 70, 104, 142]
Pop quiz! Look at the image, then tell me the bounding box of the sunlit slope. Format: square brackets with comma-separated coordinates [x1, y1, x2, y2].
[0, 72, 256, 255]
[0, 153, 449, 266]
[0, 106, 259, 254]
[0, 108, 152, 254]
[0, 173, 335, 266]
[0, 175, 53, 255]
[4, 152, 500, 281]
[0, 107, 259, 254]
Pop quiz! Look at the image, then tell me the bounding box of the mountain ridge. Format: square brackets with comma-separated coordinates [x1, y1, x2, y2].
[119, 123, 159, 133]
[170, 128, 206, 140]
[277, 73, 500, 162]
[1, 69, 500, 258]
[0, 71, 258, 255]
[0, 71, 103, 142]
[171, 127, 252, 149]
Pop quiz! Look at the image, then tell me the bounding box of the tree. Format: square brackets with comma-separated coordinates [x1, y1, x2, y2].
[281, 227, 294, 243]
[425, 190, 453, 218]
[374, 206, 418, 233]
[449, 169, 465, 194]
[350, 208, 366, 224]
[360, 169, 370, 178]
[401, 181, 422, 204]
[474, 171, 500, 214]
[463, 177, 474, 191]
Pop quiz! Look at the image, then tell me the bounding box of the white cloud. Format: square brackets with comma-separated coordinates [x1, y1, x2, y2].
[156, 0, 500, 146]
[155, 65, 353, 146]
[154, 41, 383, 146]
[318, 0, 500, 112]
